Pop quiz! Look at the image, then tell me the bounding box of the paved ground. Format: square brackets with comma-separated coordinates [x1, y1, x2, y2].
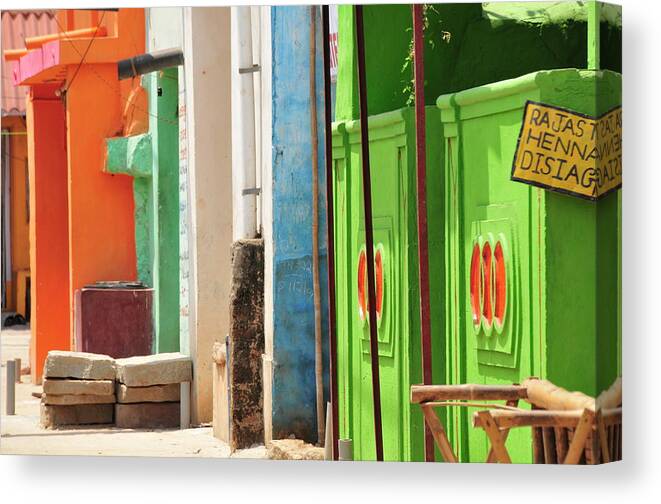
[0, 326, 267, 459]
[0, 324, 30, 367]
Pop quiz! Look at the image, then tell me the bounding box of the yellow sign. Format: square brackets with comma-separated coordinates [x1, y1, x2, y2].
[511, 101, 622, 200]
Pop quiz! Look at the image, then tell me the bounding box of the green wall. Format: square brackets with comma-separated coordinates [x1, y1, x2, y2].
[438, 69, 621, 462]
[335, 2, 621, 121]
[333, 2, 622, 462]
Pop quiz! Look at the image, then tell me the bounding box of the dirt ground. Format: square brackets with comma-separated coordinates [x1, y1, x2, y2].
[0, 326, 266, 459]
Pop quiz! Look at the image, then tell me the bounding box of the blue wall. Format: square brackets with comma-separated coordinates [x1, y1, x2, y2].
[271, 6, 333, 442]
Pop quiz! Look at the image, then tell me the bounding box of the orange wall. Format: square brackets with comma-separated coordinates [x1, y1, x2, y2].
[65, 64, 137, 348]
[1, 115, 30, 311]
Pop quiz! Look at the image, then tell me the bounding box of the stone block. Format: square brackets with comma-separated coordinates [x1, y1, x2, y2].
[40, 403, 114, 428]
[115, 353, 192, 387]
[43, 394, 116, 405]
[43, 379, 114, 396]
[44, 351, 116, 380]
[114, 402, 181, 429]
[268, 439, 324, 460]
[229, 239, 264, 450]
[116, 383, 180, 403]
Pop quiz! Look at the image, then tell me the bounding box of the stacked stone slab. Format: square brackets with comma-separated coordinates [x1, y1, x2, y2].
[41, 351, 116, 428]
[114, 353, 192, 429]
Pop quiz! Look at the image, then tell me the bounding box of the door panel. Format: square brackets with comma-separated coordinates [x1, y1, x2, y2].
[451, 110, 534, 462]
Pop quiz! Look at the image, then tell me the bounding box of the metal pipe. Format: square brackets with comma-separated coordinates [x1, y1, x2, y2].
[180, 381, 190, 429]
[322, 4, 340, 462]
[412, 4, 435, 463]
[338, 438, 353, 461]
[6, 360, 16, 415]
[118, 48, 184, 81]
[231, 7, 258, 240]
[587, 0, 600, 70]
[355, 5, 384, 462]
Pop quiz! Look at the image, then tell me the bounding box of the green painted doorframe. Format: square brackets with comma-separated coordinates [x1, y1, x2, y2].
[105, 68, 180, 353]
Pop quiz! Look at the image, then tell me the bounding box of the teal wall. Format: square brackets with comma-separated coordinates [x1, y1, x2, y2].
[105, 68, 180, 354]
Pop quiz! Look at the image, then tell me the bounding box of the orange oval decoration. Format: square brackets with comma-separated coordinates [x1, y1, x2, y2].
[494, 241, 507, 328]
[375, 247, 384, 320]
[482, 241, 493, 328]
[357, 249, 367, 321]
[469, 243, 481, 327]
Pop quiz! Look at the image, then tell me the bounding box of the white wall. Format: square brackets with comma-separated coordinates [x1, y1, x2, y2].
[180, 6, 233, 425]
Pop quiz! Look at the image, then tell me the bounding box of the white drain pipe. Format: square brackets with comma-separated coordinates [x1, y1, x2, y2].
[231, 6, 258, 240]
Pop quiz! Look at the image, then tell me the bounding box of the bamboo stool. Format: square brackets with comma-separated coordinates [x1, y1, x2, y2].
[411, 377, 622, 464]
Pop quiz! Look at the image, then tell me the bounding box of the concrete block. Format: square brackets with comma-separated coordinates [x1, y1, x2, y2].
[116, 383, 180, 403]
[40, 403, 114, 428]
[115, 353, 192, 387]
[42, 394, 116, 406]
[44, 351, 116, 380]
[43, 379, 114, 396]
[114, 402, 180, 429]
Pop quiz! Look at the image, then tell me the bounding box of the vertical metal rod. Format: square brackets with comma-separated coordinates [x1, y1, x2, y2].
[338, 438, 354, 461]
[322, 4, 340, 461]
[6, 360, 16, 415]
[15, 357, 21, 383]
[355, 4, 384, 462]
[587, 0, 600, 70]
[180, 381, 190, 429]
[412, 4, 435, 463]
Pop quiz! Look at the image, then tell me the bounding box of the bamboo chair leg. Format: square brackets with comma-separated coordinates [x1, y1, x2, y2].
[597, 414, 611, 463]
[564, 409, 595, 464]
[486, 399, 518, 463]
[422, 405, 457, 463]
[554, 427, 568, 462]
[542, 427, 557, 464]
[476, 411, 512, 464]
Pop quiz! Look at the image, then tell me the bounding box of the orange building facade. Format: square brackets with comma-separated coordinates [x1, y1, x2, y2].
[5, 9, 145, 381]
[2, 11, 58, 321]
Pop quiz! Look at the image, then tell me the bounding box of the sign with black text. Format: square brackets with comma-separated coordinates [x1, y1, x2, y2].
[511, 101, 622, 200]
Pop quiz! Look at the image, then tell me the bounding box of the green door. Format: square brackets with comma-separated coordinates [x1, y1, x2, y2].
[445, 104, 537, 463]
[333, 107, 444, 462]
[441, 69, 622, 463]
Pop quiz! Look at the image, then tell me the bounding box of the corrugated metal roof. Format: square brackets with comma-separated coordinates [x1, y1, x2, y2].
[2, 10, 58, 116]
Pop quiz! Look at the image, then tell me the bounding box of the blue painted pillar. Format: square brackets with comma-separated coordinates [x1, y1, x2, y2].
[270, 6, 332, 442]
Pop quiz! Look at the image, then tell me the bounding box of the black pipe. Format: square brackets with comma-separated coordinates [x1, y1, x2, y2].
[118, 48, 184, 81]
[321, 4, 339, 462]
[355, 4, 384, 462]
